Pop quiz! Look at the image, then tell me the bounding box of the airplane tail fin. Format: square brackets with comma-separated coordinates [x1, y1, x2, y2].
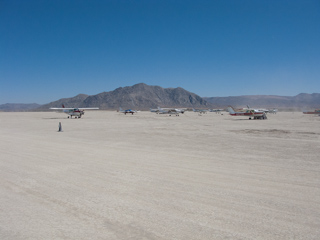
[227, 106, 235, 114]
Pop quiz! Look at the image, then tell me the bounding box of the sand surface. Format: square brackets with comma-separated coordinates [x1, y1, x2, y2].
[0, 111, 319, 239]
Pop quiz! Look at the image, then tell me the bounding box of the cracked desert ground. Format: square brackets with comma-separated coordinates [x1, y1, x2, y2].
[0, 111, 319, 240]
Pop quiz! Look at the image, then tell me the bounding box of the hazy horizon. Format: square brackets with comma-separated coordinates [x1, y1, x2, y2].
[1, 82, 319, 105]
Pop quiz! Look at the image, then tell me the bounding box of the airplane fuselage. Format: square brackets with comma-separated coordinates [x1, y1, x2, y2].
[64, 109, 84, 118]
[50, 106, 99, 118]
[303, 110, 320, 114]
[229, 111, 264, 117]
[227, 107, 267, 120]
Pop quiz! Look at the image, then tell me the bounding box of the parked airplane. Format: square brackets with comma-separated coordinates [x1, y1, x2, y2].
[237, 105, 274, 114]
[227, 106, 267, 120]
[119, 107, 137, 115]
[269, 108, 278, 114]
[149, 107, 183, 113]
[155, 107, 182, 116]
[50, 105, 99, 118]
[210, 109, 224, 113]
[158, 107, 186, 113]
[193, 108, 208, 114]
[163, 107, 185, 114]
[303, 109, 320, 115]
[150, 108, 159, 113]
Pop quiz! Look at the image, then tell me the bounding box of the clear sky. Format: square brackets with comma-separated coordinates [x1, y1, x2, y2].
[1, 0, 319, 104]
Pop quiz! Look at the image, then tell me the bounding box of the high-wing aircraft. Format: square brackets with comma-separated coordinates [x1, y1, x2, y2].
[119, 107, 137, 115]
[247, 105, 278, 114]
[303, 109, 320, 115]
[210, 109, 224, 113]
[150, 108, 159, 113]
[227, 106, 267, 120]
[164, 107, 185, 113]
[269, 108, 278, 114]
[50, 105, 99, 118]
[193, 108, 208, 114]
[154, 107, 183, 116]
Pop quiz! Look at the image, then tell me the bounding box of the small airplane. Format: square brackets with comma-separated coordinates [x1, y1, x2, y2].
[227, 106, 267, 120]
[269, 108, 278, 114]
[209, 109, 224, 113]
[193, 108, 208, 114]
[150, 108, 160, 113]
[50, 105, 99, 118]
[119, 107, 137, 115]
[248, 105, 278, 114]
[303, 109, 320, 115]
[154, 107, 183, 116]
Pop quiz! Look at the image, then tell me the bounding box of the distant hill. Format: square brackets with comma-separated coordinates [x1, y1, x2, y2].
[204, 93, 320, 110]
[0, 103, 41, 112]
[2, 84, 320, 111]
[38, 94, 89, 110]
[38, 83, 209, 110]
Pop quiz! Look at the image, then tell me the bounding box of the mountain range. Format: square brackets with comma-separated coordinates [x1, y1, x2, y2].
[38, 83, 208, 110]
[1, 83, 319, 111]
[204, 93, 320, 110]
[0, 103, 41, 111]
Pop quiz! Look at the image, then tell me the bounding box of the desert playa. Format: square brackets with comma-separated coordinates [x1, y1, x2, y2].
[0, 111, 319, 239]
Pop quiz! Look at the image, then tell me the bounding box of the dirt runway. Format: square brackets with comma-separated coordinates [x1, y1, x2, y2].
[1, 111, 319, 239]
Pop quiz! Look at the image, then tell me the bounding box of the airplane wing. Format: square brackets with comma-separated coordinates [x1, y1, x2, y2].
[50, 107, 99, 110]
[168, 109, 178, 113]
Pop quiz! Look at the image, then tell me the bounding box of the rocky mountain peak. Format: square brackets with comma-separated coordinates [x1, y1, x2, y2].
[38, 83, 208, 110]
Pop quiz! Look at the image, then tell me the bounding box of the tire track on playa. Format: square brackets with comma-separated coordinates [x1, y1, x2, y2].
[1, 180, 162, 240]
[1, 112, 320, 239]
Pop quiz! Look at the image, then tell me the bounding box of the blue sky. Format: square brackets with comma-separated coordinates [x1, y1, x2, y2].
[1, 0, 319, 104]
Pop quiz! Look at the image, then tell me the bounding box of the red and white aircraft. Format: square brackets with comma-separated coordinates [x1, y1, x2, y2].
[227, 106, 267, 120]
[303, 109, 320, 115]
[50, 105, 99, 118]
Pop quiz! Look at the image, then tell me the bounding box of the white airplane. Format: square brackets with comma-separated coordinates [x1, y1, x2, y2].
[243, 105, 274, 113]
[50, 105, 99, 118]
[154, 107, 183, 116]
[209, 109, 224, 113]
[269, 108, 278, 114]
[119, 107, 137, 115]
[193, 108, 208, 114]
[150, 108, 159, 113]
[163, 107, 186, 114]
[227, 106, 267, 120]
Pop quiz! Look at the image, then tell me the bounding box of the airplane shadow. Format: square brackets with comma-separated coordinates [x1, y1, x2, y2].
[42, 117, 68, 119]
[230, 118, 258, 121]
